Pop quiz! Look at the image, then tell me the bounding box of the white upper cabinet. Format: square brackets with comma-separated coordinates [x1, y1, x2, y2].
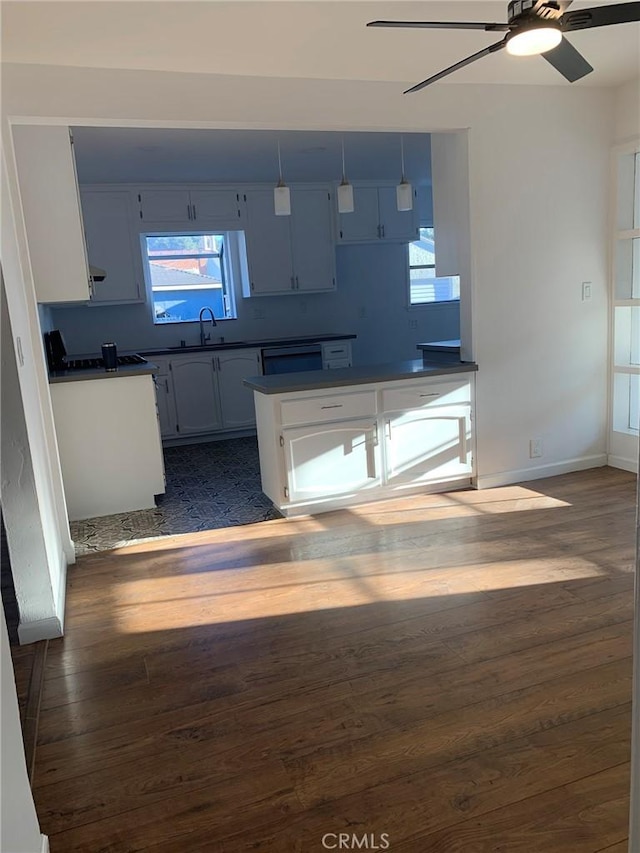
[11, 125, 92, 303]
[244, 190, 294, 294]
[244, 187, 336, 295]
[80, 188, 144, 304]
[136, 186, 244, 226]
[336, 185, 419, 245]
[289, 188, 336, 293]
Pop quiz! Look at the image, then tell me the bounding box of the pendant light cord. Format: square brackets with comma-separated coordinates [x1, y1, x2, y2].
[341, 138, 347, 182]
[277, 140, 284, 186]
[400, 135, 406, 182]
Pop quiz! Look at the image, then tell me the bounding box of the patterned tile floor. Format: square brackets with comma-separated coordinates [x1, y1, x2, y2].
[70, 437, 282, 555]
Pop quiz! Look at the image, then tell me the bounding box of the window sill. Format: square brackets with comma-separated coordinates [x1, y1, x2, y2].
[407, 300, 461, 312]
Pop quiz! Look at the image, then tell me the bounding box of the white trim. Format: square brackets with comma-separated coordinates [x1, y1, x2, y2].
[607, 453, 639, 473]
[476, 454, 607, 490]
[41, 835, 50, 853]
[17, 616, 63, 645]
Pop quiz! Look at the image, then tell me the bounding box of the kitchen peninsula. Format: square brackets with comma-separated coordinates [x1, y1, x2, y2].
[245, 359, 477, 516]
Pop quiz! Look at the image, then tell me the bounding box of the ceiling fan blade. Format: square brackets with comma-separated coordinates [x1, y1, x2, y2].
[561, 1, 640, 32]
[367, 20, 511, 32]
[404, 37, 508, 93]
[543, 35, 594, 81]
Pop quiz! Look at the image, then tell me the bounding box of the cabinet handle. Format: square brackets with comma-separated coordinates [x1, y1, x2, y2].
[290, 276, 295, 290]
[458, 417, 467, 463]
[192, 204, 197, 219]
[377, 224, 381, 239]
[187, 204, 192, 220]
[164, 379, 170, 394]
[419, 392, 440, 398]
[295, 276, 299, 290]
[386, 419, 392, 440]
[217, 357, 221, 371]
[381, 224, 385, 238]
[320, 404, 343, 410]
[212, 357, 216, 371]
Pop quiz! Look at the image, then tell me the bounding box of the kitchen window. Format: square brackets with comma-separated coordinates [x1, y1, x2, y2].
[143, 232, 242, 324]
[408, 227, 460, 306]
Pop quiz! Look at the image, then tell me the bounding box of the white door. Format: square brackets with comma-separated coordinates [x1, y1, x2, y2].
[190, 189, 244, 226]
[336, 187, 379, 243]
[290, 188, 336, 292]
[283, 418, 381, 503]
[244, 190, 294, 294]
[171, 356, 222, 434]
[377, 186, 419, 242]
[217, 349, 262, 429]
[80, 189, 143, 303]
[384, 405, 472, 486]
[138, 189, 192, 222]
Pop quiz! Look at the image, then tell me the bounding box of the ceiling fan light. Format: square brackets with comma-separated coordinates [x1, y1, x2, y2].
[337, 180, 355, 214]
[506, 25, 562, 57]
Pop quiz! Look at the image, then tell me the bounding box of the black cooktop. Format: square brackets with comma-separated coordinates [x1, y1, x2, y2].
[64, 354, 148, 371]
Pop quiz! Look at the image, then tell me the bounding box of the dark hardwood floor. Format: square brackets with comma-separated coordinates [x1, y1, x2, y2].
[11, 466, 636, 852]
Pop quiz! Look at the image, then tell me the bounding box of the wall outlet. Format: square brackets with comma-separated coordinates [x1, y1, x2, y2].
[581, 281, 592, 301]
[409, 318, 418, 330]
[529, 438, 543, 459]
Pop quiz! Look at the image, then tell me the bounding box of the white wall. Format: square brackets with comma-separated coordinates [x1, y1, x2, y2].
[1, 136, 72, 643]
[0, 62, 614, 508]
[0, 610, 47, 853]
[614, 78, 640, 143]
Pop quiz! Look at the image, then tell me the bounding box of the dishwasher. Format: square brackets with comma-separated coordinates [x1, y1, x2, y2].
[261, 343, 323, 375]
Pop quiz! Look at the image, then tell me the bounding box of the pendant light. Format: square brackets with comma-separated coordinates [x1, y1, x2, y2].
[337, 137, 355, 214]
[274, 140, 291, 216]
[396, 135, 413, 212]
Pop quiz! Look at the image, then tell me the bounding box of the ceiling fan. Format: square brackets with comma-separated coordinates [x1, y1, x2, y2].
[367, 0, 640, 92]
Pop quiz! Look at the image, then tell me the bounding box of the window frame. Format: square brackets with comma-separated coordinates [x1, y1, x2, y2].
[407, 226, 461, 310]
[141, 230, 242, 325]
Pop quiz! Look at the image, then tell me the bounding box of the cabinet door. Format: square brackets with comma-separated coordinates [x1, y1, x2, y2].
[216, 349, 262, 429]
[190, 189, 244, 226]
[290, 188, 336, 292]
[336, 187, 379, 243]
[283, 418, 381, 503]
[243, 190, 294, 294]
[154, 372, 178, 438]
[171, 356, 222, 434]
[384, 404, 472, 486]
[12, 125, 91, 303]
[378, 186, 419, 242]
[80, 189, 143, 304]
[138, 189, 192, 223]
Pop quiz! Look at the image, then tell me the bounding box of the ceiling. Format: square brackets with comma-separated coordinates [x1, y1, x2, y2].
[71, 127, 432, 184]
[3, 1, 639, 89]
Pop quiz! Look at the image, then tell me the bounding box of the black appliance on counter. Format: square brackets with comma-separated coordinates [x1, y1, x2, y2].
[43, 330, 147, 372]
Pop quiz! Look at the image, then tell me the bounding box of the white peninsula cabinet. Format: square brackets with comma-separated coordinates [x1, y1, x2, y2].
[251, 369, 476, 516]
[152, 348, 262, 440]
[50, 373, 165, 520]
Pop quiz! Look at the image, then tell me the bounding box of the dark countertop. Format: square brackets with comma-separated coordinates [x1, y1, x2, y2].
[416, 339, 461, 352]
[49, 362, 158, 385]
[141, 333, 356, 357]
[244, 359, 478, 395]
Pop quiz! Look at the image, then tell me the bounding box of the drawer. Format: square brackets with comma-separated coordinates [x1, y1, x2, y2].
[322, 342, 351, 359]
[382, 378, 471, 412]
[281, 390, 376, 426]
[325, 358, 351, 369]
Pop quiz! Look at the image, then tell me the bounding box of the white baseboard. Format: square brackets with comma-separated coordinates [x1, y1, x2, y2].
[41, 835, 50, 853]
[476, 454, 607, 490]
[18, 616, 63, 645]
[607, 454, 639, 474]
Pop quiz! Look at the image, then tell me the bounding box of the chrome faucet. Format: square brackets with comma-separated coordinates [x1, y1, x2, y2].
[199, 306, 217, 346]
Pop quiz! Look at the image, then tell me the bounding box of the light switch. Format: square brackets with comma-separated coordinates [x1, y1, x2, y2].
[582, 281, 592, 301]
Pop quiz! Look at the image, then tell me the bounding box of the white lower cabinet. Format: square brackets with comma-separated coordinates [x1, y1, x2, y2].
[283, 418, 381, 503]
[253, 372, 475, 515]
[384, 404, 472, 486]
[152, 348, 262, 439]
[172, 356, 223, 435]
